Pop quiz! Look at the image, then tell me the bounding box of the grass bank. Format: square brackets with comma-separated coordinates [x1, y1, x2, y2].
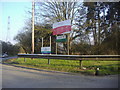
[3, 58, 120, 75]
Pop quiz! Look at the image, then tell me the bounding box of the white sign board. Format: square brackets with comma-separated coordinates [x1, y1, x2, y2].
[56, 35, 66, 40]
[52, 19, 71, 35]
[41, 47, 51, 54]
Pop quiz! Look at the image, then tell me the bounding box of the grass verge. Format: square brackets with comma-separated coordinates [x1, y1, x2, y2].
[3, 58, 120, 76]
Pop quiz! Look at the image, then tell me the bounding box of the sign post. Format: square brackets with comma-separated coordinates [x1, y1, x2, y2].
[42, 37, 43, 47]
[52, 20, 71, 55]
[56, 35, 57, 55]
[67, 33, 70, 55]
[50, 36, 51, 55]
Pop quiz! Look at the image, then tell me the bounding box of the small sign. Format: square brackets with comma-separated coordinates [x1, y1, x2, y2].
[56, 35, 67, 42]
[41, 47, 51, 54]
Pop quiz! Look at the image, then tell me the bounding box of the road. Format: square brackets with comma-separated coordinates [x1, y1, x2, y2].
[1, 64, 119, 88]
[0, 56, 18, 62]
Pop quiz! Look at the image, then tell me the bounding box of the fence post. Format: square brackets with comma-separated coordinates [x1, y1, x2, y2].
[24, 58, 26, 62]
[48, 59, 50, 65]
[95, 68, 100, 76]
[79, 60, 82, 69]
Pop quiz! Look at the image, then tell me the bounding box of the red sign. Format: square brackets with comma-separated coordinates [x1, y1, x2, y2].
[52, 20, 71, 35]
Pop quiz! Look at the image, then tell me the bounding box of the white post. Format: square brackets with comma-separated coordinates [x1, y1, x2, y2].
[50, 36, 51, 55]
[67, 34, 70, 55]
[42, 37, 43, 47]
[56, 43, 57, 55]
[56, 35, 57, 55]
[41, 37, 43, 55]
[31, 0, 35, 60]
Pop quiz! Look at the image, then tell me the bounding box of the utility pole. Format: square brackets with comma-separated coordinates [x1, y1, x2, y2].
[6, 16, 10, 42]
[32, 0, 35, 54]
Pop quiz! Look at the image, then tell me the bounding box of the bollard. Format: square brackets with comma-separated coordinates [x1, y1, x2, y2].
[95, 67, 99, 76]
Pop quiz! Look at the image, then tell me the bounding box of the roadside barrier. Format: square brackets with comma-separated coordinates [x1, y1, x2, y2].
[18, 54, 120, 69]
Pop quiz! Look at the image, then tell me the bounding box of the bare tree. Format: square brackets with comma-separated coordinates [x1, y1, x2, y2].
[35, 1, 87, 54]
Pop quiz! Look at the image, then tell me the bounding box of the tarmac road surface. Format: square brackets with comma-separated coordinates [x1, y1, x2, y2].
[0, 56, 18, 62]
[1, 64, 119, 88]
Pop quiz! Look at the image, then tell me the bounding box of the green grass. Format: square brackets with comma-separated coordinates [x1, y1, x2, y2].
[3, 58, 120, 75]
